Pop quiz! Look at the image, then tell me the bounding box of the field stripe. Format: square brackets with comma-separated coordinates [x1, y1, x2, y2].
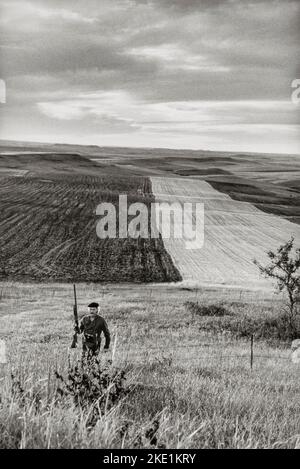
[150, 176, 300, 290]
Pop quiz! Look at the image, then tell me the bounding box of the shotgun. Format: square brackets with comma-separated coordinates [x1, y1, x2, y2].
[70, 284, 79, 348]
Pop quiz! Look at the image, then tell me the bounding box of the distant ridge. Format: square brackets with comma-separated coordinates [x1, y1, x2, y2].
[1, 139, 298, 158]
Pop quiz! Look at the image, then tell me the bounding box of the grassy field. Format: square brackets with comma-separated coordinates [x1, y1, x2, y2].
[0, 282, 299, 449]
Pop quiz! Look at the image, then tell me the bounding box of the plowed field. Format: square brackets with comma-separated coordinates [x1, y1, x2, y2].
[0, 175, 181, 282]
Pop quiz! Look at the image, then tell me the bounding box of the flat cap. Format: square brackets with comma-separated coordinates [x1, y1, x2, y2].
[88, 302, 99, 308]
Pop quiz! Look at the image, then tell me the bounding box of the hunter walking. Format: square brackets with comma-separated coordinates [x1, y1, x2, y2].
[74, 301, 111, 357]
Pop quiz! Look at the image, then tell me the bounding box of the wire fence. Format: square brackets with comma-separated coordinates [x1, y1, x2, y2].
[1, 334, 299, 376]
[113, 334, 298, 370]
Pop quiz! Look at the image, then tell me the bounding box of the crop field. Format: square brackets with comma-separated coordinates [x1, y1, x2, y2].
[150, 176, 300, 289]
[2, 141, 300, 223]
[0, 174, 181, 282]
[90, 148, 300, 225]
[0, 144, 299, 288]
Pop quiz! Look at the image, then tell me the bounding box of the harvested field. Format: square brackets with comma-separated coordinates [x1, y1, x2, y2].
[150, 177, 300, 290]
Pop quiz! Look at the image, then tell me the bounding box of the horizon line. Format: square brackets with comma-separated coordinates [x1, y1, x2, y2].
[0, 138, 299, 158]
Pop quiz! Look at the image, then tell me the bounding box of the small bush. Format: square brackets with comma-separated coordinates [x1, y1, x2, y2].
[253, 314, 300, 341]
[198, 313, 300, 342]
[55, 357, 129, 426]
[185, 301, 232, 317]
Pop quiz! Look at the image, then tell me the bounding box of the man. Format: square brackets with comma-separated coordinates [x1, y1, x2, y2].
[76, 302, 110, 357]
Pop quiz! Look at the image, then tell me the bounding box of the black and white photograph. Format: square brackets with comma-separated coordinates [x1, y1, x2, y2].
[0, 0, 299, 453]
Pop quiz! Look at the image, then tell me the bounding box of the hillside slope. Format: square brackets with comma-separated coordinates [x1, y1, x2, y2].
[151, 176, 300, 289]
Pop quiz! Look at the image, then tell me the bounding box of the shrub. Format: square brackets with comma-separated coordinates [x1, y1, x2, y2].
[253, 313, 300, 341]
[185, 301, 232, 317]
[198, 313, 300, 342]
[55, 356, 129, 426]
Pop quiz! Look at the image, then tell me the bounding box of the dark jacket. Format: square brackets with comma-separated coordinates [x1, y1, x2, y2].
[79, 314, 110, 349]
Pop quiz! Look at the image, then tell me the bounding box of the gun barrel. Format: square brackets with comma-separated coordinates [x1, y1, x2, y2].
[73, 284, 77, 308]
[71, 284, 79, 348]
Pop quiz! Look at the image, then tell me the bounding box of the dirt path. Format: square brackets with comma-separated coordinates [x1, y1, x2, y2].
[150, 177, 300, 289]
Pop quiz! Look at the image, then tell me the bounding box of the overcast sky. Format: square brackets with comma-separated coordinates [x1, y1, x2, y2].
[0, 0, 299, 153]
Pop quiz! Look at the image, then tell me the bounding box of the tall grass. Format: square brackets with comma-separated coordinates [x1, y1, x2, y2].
[0, 282, 299, 448]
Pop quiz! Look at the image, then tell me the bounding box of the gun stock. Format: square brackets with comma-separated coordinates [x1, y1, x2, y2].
[70, 284, 79, 349]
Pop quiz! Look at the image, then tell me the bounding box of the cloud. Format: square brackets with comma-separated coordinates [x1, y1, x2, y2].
[0, 0, 299, 152]
[36, 91, 298, 131]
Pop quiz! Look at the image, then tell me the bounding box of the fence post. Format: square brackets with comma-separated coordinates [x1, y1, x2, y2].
[250, 334, 254, 370]
[0, 339, 7, 382]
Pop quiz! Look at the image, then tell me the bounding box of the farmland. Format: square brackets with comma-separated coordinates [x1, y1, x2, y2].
[89, 147, 300, 225]
[2, 140, 300, 224]
[150, 176, 300, 289]
[0, 173, 181, 282]
[0, 142, 299, 449]
[0, 142, 300, 287]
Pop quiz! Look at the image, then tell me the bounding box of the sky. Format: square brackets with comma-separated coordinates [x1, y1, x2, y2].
[0, 0, 299, 153]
